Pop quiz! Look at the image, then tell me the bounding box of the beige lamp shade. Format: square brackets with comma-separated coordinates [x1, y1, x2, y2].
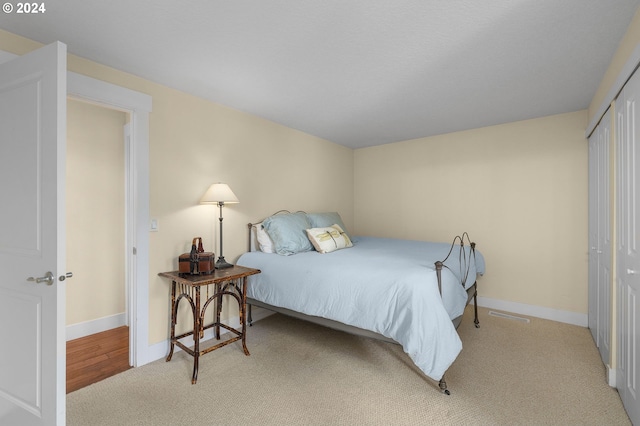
[200, 183, 238, 269]
[200, 183, 239, 204]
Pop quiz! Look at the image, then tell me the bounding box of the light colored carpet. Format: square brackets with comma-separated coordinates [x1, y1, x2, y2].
[67, 306, 631, 425]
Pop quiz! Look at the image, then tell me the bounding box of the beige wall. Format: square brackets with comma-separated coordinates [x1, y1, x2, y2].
[0, 30, 354, 344]
[66, 99, 126, 325]
[354, 110, 589, 314]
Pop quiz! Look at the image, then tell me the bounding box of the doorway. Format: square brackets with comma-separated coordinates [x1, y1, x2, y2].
[67, 71, 152, 369]
[65, 99, 129, 391]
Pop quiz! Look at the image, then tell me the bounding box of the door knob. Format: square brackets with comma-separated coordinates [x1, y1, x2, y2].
[59, 272, 73, 281]
[27, 271, 54, 286]
[627, 269, 638, 275]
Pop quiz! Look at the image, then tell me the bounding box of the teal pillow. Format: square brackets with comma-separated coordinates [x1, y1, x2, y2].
[263, 212, 314, 256]
[307, 212, 349, 235]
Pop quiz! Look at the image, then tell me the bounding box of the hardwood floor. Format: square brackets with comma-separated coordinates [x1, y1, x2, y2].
[66, 326, 131, 393]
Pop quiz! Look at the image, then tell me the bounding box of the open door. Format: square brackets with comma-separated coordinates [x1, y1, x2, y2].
[0, 42, 67, 425]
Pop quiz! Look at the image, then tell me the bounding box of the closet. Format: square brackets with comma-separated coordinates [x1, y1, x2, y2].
[588, 67, 640, 424]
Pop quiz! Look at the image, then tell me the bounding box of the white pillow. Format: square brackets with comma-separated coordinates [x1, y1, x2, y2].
[254, 223, 274, 253]
[306, 224, 353, 254]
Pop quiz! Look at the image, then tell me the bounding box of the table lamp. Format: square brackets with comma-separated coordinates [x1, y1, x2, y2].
[200, 183, 239, 269]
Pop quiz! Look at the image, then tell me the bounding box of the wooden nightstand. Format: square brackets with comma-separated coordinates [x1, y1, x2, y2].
[158, 265, 261, 384]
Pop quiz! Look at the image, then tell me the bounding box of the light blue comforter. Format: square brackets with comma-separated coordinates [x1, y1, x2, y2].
[237, 236, 485, 380]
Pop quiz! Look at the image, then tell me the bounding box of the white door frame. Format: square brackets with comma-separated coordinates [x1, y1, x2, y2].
[67, 72, 152, 367]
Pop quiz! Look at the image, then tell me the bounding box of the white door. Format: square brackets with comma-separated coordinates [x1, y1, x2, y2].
[616, 67, 640, 425]
[587, 108, 611, 366]
[588, 127, 600, 343]
[597, 108, 611, 365]
[0, 42, 67, 425]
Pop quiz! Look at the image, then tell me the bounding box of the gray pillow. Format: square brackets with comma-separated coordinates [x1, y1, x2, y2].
[307, 212, 349, 235]
[263, 212, 314, 256]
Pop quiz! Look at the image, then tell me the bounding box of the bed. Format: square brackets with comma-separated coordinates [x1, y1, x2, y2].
[236, 211, 484, 394]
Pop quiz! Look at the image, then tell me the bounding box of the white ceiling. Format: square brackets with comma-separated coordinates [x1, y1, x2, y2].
[1, 0, 639, 148]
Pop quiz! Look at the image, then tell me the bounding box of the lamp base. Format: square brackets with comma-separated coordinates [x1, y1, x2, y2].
[215, 256, 234, 269]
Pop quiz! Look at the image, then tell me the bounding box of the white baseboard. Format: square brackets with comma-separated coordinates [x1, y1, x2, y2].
[607, 365, 616, 387]
[66, 313, 127, 341]
[476, 296, 588, 327]
[147, 309, 275, 364]
[147, 326, 224, 363]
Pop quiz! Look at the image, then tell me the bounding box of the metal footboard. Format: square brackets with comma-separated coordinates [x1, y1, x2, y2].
[434, 232, 480, 394]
